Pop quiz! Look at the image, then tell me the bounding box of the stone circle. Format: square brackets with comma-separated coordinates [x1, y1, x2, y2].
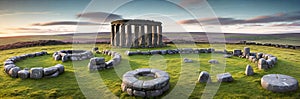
[89, 49, 122, 71]
[261, 74, 299, 92]
[122, 68, 170, 97]
[3, 51, 64, 79]
[53, 50, 93, 62]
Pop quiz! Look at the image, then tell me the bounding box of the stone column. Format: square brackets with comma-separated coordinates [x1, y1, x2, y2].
[114, 24, 120, 46]
[134, 24, 139, 47]
[158, 25, 163, 46]
[120, 24, 126, 47]
[111, 24, 115, 46]
[152, 25, 158, 47]
[146, 25, 152, 47]
[126, 24, 132, 47]
[140, 24, 145, 47]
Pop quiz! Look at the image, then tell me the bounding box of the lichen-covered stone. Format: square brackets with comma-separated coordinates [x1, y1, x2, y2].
[9, 67, 21, 78]
[217, 72, 234, 82]
[18, 70, 30, 79]
[261, 74, 298, 92]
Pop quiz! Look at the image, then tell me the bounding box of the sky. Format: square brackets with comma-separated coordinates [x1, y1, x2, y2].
[0, 0, 300, 37]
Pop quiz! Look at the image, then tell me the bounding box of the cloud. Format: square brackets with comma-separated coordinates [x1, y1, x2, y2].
[77, 12, 123, 22]
[0, 11, 55, 16]
[272, 22, 300, 26]
[179, 0, 205, 6]
[31, 21, 108, 26]
[7, 27, 41, 31]
[6, 27, 75, 33]
[178, 11, 300, 25]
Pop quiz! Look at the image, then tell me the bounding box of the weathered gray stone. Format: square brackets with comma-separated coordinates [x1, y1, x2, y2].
[266, 59, 274, 68]
[198, 71, 211, 83]
[126, 88, 133, 95]
[243, 47, 250, 56]
[183, 58, 193, 63]
[245, 65, 254, 76]
[261, 74, 298, 92]
[257, 53, 263, 59]
[160, 50, 167, 55]
[54, 55, 61, 61]
[4, 60, 14, 65]
[133, 90, 146, 97]
[53, 64, 64, 74]
[18, 70, 30, 79]
[30, 67, 44, 79]
[61, 55, 69, 62]
[217, 73, 234, 82]
[146, 90, 162, 97]
[9, 67, 21, 78]
[44, 71, 59, 78]
[43, 67, 58, 76]
[224, 54, 232, 58]
[4, 64, 16, 74]
[258, 58, 268, 70]
[208, 59, 219, 64]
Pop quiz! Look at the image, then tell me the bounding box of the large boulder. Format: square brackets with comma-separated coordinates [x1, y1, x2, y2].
[243, 47, 250, 56]
[217, 73, 234, 82]
[4, 64, 16, 74]
[245, 65, 254, 76]
[18, 70, 30, 79]
[53, 64, 64, 74]
[9, 67, 21, 78]
[30, 67, 44, 79]
[258, 58, 268, 70]
[261, 74, 298, 92]
[43, 67, 58, 76]
[198, 71, 211, 83]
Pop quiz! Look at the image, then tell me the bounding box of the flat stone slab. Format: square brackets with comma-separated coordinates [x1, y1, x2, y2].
[261, 74, 298, 92]
[217, 73, 234, 82]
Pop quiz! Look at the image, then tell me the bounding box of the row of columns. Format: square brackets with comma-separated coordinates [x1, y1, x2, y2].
[111, 24, 163, 48]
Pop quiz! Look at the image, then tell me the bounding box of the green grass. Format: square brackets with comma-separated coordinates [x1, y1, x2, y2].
[0, 44, 300, 98]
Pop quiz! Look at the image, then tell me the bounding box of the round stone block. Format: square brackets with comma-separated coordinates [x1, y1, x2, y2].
[261, 74, 298, 92]
[9, 67, 21, 78]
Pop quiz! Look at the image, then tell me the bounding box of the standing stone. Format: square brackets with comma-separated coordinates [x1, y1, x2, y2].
[217, 73, 234, 82]
[18, 70, 30, 79]
[198, 71, 211, 83]
[233, 49, 242, 56]
[243, 47, 250, 57]
[257, 53, 263, 59]
[245, 65, 254, 76]
[258, 58, 268, 70]
[9, 67, 21, 78]
[30, 67, 44, 79]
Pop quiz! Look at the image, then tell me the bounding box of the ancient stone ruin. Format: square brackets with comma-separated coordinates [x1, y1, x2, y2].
[111, 19, 164, 48]
[53, 50, 93, 62]
[121, 68, 170, 97]
[89, 49, 122, 71]
[3, 51, 64, 79]
[261, 74, 298, 92]
[217, 72, 234, 82]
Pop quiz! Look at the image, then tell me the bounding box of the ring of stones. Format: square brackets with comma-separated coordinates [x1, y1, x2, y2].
[4, 51, 65, 79]
[122, 68, 170, 97]
[53, 50, 93, 62]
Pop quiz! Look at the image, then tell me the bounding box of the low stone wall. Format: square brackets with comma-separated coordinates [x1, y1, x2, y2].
[89, 49, 122, 71]
[124, 48, 229, 56]
[53, 50, 93, 62]
[3, 51, 65, 79]
[238, 40, 300, 50]
[122, 68, 170, 97]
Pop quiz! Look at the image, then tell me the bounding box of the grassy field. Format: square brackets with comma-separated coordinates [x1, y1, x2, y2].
[0, 44, 300, 98]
